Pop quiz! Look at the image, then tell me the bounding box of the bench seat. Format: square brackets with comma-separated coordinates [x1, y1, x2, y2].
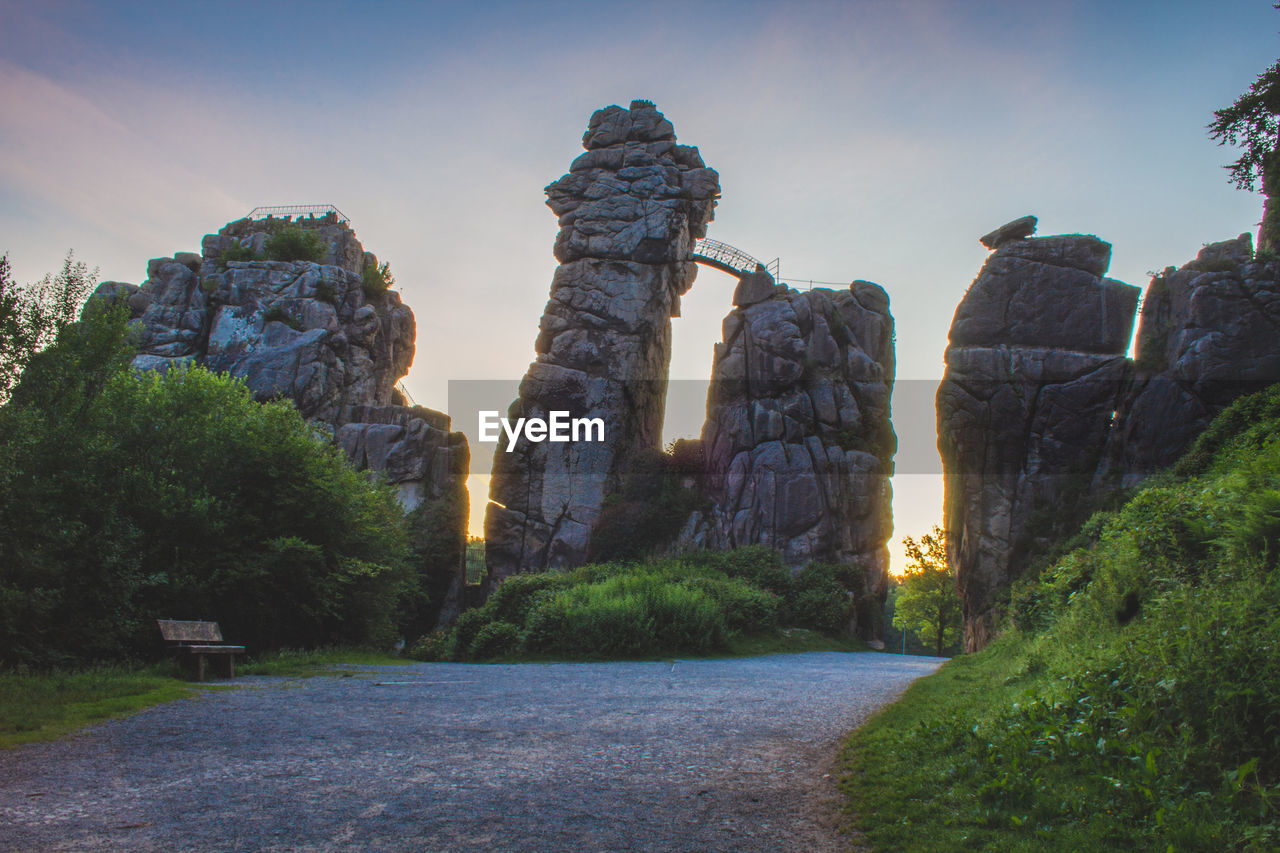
[157, 620, 245, 681]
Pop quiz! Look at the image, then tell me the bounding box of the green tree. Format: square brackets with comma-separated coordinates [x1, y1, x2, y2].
[1209, 56, 1280, 251]
[0, 250, 97, 403]
[892, 526, 961, 656]
[0, 301, 412, 667]
[0, 254, 39, 401]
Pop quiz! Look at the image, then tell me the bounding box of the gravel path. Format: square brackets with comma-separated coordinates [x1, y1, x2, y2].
[0, 652, 942, 852]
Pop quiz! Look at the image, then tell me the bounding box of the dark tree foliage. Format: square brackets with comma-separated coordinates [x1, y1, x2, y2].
[0, 251, 97, 403]
[404, 493, 467, 640]
[1209, 57, 1280, 249]
[588, 448, 705, 562]
[0, 302, 412, 667]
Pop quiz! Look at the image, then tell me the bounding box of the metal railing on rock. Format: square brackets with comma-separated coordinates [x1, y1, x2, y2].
[691, 238, 779, 279]
[245, 204, 350, 223]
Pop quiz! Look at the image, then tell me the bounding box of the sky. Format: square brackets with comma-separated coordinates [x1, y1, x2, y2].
[1, 0, 1276, 572]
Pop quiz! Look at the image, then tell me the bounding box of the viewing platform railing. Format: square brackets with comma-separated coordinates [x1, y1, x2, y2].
[245, 204, 349, 223]
[692, 238, 779, 279]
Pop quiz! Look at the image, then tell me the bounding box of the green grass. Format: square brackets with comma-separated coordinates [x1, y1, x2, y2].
[839, 385, 1280, 851]
[0, 648, 409, 748]
[724, 628, 867, 657]
[238, 647, 408, 677]
[0, 664, 198, 749]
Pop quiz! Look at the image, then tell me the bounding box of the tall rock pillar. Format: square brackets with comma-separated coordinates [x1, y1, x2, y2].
[484, 101, 720, 584]
[938, 220, 1139, 651]
[683, 279, 896, 637]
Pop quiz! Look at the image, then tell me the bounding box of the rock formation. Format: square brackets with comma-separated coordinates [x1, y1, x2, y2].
[1103, 233, 1280, 483]
[938, 219, 1140, 652]
[92, 214, 470, 623]
[678, 279, 896, 623]
[484, 101, 720, 584]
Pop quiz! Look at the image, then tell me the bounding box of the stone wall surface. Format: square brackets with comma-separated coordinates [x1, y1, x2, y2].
[484, 101, 720, 584]
[938, 222, 1140, 652]
[1102, 233, 1280, 484]
[940, 220, 1280, 652]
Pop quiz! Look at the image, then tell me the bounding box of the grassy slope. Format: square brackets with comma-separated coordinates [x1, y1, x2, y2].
[840, 386, 1280, 851]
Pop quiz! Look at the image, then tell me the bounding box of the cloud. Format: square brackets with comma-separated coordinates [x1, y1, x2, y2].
[0, 60, 246, 265]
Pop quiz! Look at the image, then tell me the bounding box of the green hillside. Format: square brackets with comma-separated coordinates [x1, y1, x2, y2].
[840, 385, 1280, 851]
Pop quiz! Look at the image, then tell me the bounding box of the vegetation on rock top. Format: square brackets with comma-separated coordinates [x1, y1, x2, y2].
[264, 226, 328, 263]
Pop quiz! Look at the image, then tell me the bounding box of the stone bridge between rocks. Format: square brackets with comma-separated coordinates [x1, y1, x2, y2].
[692, 238, 779, 280]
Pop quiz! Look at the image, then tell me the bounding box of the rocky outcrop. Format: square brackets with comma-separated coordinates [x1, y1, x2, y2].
[484, 101, 719, 585]
[1103, 233, 1280, 483]
[938, 221, 1140, 652]
[126, 217, 414, 425]
[677, 280, 896, 633]
[91, 215, 469, 623]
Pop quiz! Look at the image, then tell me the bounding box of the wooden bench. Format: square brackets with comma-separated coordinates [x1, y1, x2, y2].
[157, 620, 245, 681]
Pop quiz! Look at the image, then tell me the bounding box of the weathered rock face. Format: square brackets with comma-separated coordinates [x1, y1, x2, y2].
[484, 101, 720, 584]
[92, 215, 469, 623]
[678, 280, 896, 633]
[938, 226, 1140, 652]
[1103, 233, 1280, 484]
[128, 217, 414, 426]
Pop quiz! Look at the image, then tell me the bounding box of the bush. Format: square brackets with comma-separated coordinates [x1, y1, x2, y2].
[443, 547, 869, 661]
[264, 227, 327, 263]
[407, 630, 454, 662]
[315, 280, 338, 304]
[0, 305, 411, 667]
[469, 621, 521, 659]
[683, 575, 779, 633]
[362, 261, 394, 295]
[524, 572, 724, 657]
[588, 448, 706, 562]
[787, 562, 862, 633]
[218, 241, 259, 265]
[485, 572, 570, 625]
[262, 305, 302, 331]
[451, 608, 490, 661]
[1173, 382, 1280, 479]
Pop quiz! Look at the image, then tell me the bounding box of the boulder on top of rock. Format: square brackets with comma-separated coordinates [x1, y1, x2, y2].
[732, 268, 775, 307]
[979, 215, 1038, 249]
